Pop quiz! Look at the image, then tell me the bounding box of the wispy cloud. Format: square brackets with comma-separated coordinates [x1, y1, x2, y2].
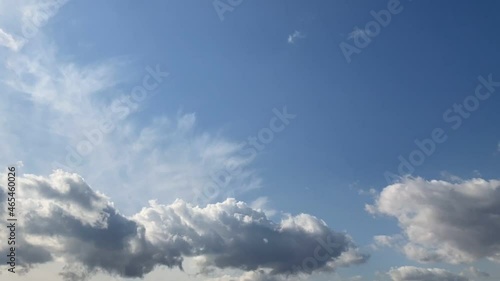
[0, 28, 25, 51]
[1, 43, 261, 214]
[250, 196, 277, 217]
[0, 0, 68, 52]
[287, 30, 305, 44]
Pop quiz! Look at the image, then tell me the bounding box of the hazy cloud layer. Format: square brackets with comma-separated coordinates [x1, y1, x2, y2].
[206, 270, 285, 281]
[388, 266, 469, 281]
[0, 171, 367, 280]
[367, 177, 500, 264]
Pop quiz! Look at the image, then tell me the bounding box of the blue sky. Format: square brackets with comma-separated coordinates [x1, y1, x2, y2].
[1, 1, 500, 280]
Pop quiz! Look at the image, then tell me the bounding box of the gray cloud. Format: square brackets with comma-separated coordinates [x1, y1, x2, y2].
[388, 266, 469, 281]
[367, 177, 500, 264]
[0, 170, 367, 280]
[466, 266, 490, 278]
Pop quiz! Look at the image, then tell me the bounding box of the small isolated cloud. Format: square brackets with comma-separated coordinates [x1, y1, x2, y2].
[388, 266, 469, 281]
[287, 30, 305, 44]
[0, 171, 368, 280]
[367, 177, 500, 264]
[358, 188, 377, 196]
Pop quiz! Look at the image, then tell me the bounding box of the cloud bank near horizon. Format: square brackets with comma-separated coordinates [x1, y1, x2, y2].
[0, 170, 368, 280]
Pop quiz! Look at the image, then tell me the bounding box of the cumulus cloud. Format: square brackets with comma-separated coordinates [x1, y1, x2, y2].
[388, 266, 468, 281]
[0, 171, 367, 280]
[367, 177, 500, 264]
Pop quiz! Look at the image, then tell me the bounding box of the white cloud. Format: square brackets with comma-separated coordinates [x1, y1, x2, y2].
[0, 0, 67, 51]
[388, 266, 469, 281]
[287, 31, 305, 44]
[5, 45, 120, 116]
[367, 177, 500, 264]
[79, 113, 262, 212]
[0, 28, 25, 51]
[372, 234, 404, 250]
